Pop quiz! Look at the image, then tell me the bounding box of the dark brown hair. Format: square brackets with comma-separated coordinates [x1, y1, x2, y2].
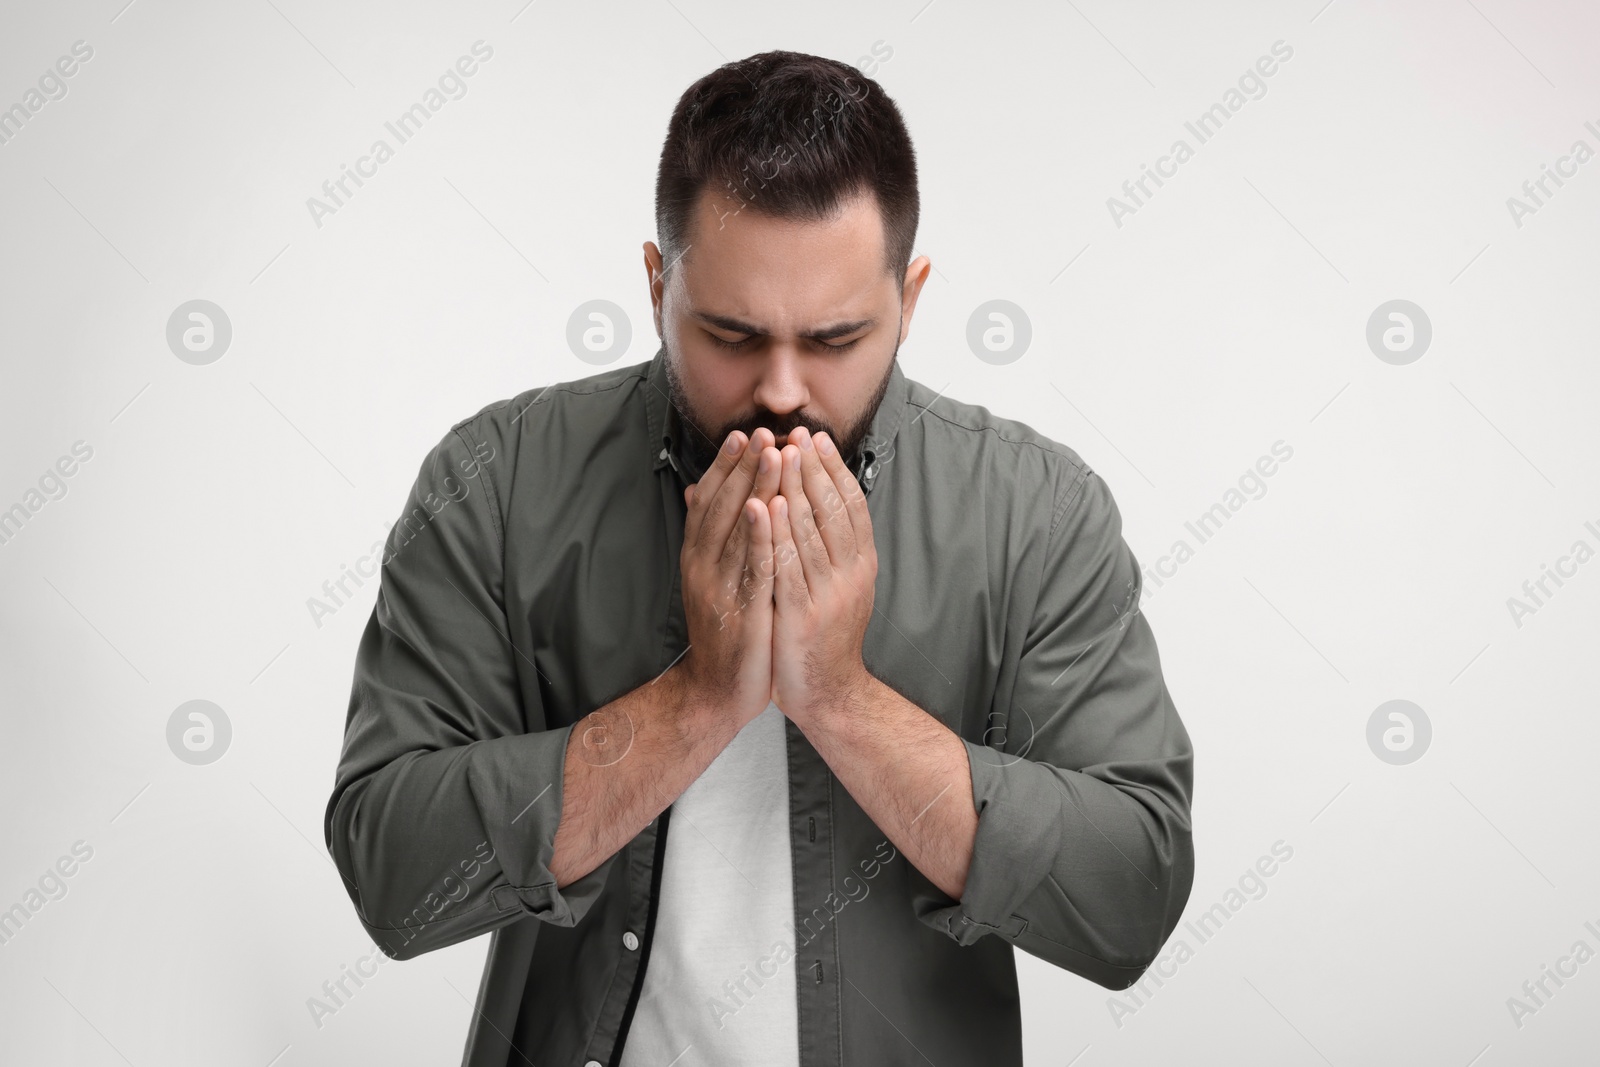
[655, 50, 919, 276]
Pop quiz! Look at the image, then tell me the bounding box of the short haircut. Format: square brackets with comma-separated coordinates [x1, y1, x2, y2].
[655, 50, 919, 277]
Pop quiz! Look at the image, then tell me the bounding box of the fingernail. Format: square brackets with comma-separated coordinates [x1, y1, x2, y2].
[817, 433, 835, 456]
[759, 451, 771, 473]
[724, 433, 741, 454]
[799, 428, 814, 451]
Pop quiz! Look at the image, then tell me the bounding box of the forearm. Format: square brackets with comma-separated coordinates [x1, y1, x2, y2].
[550, 662, 743, 886]
[329, 724, 601, 957]
[795, 672, 977, 900]
[801, 672, 1192, 981]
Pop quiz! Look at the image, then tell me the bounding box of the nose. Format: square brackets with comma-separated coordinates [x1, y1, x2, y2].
[752, 350, 808, 431]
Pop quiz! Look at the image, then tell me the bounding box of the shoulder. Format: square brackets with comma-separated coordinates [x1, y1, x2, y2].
[900, 374, 1101, 542]
[400, 360, 651, 547]
[446, 359, 648, 457]
[423, 359, 652, 498]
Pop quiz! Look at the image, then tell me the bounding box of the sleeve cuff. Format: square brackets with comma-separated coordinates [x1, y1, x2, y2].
[490, 858, 615, 926]
[470, 723, 618, 928]
[910, 738, 1064, 946]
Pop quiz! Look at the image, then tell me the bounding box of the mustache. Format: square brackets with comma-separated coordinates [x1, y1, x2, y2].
[717, 410, 837, 441]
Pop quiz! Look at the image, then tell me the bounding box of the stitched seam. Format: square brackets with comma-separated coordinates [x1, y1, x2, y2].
[361, 893, 499, 931]
[530, 367, 645, 400]
[829, 771, 842, 1067]
[450, 396, 513, 427]
[1018, 922, 1151, 972]
[455, 368, 642, 425]
[785, 724, 809, 1067]
[916, 402, 1092, 465]
[361, 876, 567, 933]
[452, 422, 504, 562]
[908, 400, 1092, 548]
[608, 807, 670, 1067]
[1024, 871, 1154, 971]
[503, 880, 558, 891]
[1048, 463, 1093, 548]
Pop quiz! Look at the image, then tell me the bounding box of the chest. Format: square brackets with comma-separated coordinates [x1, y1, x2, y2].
[503, 467, 1028, 739]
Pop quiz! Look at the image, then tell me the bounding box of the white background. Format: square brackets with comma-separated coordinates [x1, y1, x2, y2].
[1, 0, 1596, 1064]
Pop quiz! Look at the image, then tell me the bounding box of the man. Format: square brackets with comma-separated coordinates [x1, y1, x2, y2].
[325, 50, 1194, 1067]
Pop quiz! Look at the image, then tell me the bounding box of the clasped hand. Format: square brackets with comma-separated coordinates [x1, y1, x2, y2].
[678, 425, 877, 730]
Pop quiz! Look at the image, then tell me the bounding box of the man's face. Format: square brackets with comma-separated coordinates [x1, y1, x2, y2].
[645, 187, 930, 477]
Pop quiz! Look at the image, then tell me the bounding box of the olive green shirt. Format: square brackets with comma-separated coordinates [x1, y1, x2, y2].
[324, 345, 1196, 1066]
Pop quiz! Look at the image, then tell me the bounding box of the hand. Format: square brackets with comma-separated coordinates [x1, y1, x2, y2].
[767, 425, 877, 727]
[677, 427, 783, 730]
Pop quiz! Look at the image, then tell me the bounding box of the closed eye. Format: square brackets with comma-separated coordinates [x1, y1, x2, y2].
[705, 332, 862, 353]
[706, 332, 752, 351]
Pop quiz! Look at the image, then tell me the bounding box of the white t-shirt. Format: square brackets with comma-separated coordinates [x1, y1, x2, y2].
[619, 699, 801, 1066]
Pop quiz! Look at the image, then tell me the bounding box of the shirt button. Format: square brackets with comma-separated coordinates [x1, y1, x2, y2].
[585, 1060, 603, 1067]
[623, 931, 639, 950]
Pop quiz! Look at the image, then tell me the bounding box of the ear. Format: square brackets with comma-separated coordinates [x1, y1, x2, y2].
[643, 241, 666, 337]
[898, 255, 932, 347]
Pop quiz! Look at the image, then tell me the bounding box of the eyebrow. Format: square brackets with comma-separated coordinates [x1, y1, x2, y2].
[692, 310, 876, 343]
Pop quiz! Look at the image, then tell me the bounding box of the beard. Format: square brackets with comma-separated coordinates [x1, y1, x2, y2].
[662, 338, 899, 485]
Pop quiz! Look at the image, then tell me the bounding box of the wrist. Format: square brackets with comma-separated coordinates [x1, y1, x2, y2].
[660, 657, 735, 738]
[793, 666, 876, 741]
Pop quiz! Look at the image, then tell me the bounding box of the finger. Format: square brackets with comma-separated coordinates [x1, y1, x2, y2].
[779, 443, 831, 586]
[719, 487, 756, 603]
[719, 445, 781, 590]
[743, 495, 775, 609]
[770, 494, 809, 608]
[698, 428, 772, 558]
[813, 430, 872, 555]
[791, 426, 855, 564]
[751, 443, 782, 506]
[685, 429, 746, 547]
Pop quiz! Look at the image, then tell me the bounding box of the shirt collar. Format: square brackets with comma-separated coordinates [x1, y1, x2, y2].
[643, 343, 909, 496]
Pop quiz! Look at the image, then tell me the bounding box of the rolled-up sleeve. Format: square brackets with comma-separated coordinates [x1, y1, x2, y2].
[323, 417, 617, 961]
[911, 463, 1195, 990]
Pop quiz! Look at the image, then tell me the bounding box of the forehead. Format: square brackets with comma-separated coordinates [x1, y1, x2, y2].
[674, 187, 891, 326]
